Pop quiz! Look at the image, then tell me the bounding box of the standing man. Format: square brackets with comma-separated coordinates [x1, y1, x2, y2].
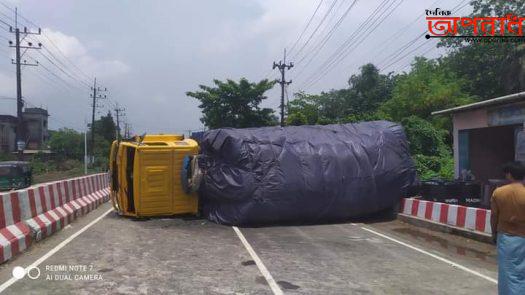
[491, 162, 525, 294]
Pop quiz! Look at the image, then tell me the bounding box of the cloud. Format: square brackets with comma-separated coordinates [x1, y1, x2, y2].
[198, 0, 318, 57]
[42, 28, 130, 79]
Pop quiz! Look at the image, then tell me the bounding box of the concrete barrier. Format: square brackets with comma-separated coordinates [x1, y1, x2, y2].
[400, 198, 492, 235]
[0, 192, 32, 262]
[0, 173, 109, 263]
[25, 174, 109, 241]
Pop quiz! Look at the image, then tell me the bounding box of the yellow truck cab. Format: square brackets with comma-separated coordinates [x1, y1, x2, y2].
[109, 134, 199, 217]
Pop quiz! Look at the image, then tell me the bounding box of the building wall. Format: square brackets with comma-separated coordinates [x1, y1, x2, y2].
[452, 101, 525, 179]
[0, 122, 16, 153]
[452, 109, 489, 177]
[22, 110, 49, 150]
[468, 125, 517, 183]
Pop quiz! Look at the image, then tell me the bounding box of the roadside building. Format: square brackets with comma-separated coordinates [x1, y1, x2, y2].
[0, 115, 16, 153]
[22, 107, 49, 150]
[432, 91, 525, 184]
[0, 107, 50, 153]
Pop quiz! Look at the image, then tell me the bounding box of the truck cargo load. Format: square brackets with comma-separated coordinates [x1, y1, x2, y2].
[198, 121, 417, 225]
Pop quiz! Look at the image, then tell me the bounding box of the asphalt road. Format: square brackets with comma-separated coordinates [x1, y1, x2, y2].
[0, 202, 497, 294]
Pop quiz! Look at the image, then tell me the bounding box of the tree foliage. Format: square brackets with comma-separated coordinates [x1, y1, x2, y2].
[287, 64, 395, 125]
[438, 0, 525, 99]
[48, 128, 84, 161]
[187, 78, 278, 129]
[401, 116, 448, 157]
[93, 111, 117, 143]
[346, 63, 396, 115]
[401, 116, 454, 180]
[379, 57, 472, 128]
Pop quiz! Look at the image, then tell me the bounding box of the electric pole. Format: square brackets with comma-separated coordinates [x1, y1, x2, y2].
[9, 7, 41, 159]
[124, 123, 131, 138]
[90, 77, 107, 162]
[114, 103, 125, 141]
[273, 49, 293, 127]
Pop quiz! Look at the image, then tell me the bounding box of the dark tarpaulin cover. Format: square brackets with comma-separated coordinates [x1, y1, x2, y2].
[199, 121, 417, 225]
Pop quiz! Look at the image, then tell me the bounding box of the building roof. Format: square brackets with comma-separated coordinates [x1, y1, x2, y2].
[432, 91, 525, 116]
[23, 107, 49, 116]
[0, 114, 17, 123]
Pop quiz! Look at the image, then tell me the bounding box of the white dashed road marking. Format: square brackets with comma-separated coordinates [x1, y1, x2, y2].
[233, 226, 283, 295]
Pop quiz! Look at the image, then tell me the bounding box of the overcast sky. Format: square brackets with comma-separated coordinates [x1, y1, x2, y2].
[0, 0, 471, 134]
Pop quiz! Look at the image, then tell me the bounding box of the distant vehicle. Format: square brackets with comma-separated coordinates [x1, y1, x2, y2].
[0, 161, 32, 191]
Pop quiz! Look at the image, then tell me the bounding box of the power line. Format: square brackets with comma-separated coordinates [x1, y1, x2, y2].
[301, 0, 404, 89]
[296, 0, 357, 65]
[376, 32, 427, 68]
[0, 1, 93, 84]
[380, 40, 429, 71]
[27, 35, 91, 85]
[293, 0, 358, 79]
[347, 0, 469, 75]
[392, 41, 439, 72]
[362, 0, 442, 63]
[26, 61, 79, 94]
[374, 0, 470, 71]
[315, 0, 404, 80]
[32, 44, 91, 88]
[290, 0, 339, 61]
[26, 54, 85, 92]
[295, 0, 393, 87]
[287, 0, 325, 57]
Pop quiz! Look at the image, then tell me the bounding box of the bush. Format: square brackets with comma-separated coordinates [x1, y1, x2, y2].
[57, 159, 82, 171]
[413, 154, 454, 181]
[286, 112, 308, 126]
[30, 158, 55, 174]
[0, 152, 15, 161]
[401, 116, 448, 156]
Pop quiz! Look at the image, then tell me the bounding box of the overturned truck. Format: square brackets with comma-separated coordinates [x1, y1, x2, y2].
[198, 121, 417, 225]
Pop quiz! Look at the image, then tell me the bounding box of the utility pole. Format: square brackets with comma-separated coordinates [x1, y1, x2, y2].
[84, 128, 87, 175]
[114, 103, 125, 141]
[9, 7, 41, 159]
[123, 123, 130, 138]
[89, 77, 107, 162]
[273, 49, 293, 127]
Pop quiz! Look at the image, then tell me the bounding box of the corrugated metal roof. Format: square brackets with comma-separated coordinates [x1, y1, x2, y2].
[432, 91, 525, 116]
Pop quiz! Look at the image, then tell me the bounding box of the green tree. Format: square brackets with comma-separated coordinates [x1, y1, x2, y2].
[438, 0, 525, 99]
[48, 128, 84, 160]
[346, 63, 396, 115]
[401, 116, 448, 156]
[289, 64, 396, 125]
[286, 112, 308, 126]
[93, 111, 117, 143]
[287, 92, 320, 125]
[400, 116, 454, 180]
[187, 78, 278, 129]
[344, 112, 391, 123]
[380, 57, 472, 128]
